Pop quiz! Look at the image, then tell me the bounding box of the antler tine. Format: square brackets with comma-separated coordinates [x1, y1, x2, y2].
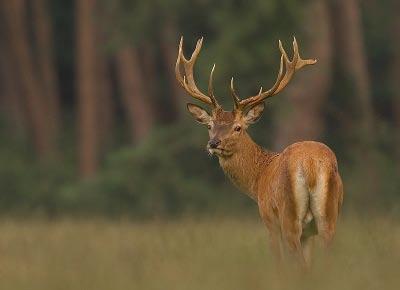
[292, 36, 318, 70]
[230, 77, 241, 110]
[175, 37, 185, 85]
[237, 37, 316, 110]
[279, 39, 290, 63]
[208, 64, 218, 107]
[175, 37, 219, 107]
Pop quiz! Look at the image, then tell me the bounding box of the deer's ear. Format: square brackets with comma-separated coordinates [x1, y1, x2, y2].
[187, 103, 211, 124]
[244, 103, 265, 124]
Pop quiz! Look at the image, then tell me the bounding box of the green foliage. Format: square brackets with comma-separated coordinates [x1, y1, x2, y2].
[60, 123, 253, 217]
[2, 116, 398, 218]
[0, 121, 254, 217]
[0, 132, 74, 215]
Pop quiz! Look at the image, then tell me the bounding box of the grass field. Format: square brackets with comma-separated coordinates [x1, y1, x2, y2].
[0, 215, 398, 290]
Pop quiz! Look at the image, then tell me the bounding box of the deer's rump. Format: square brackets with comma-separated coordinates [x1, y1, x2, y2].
[281, 141, 343, 237]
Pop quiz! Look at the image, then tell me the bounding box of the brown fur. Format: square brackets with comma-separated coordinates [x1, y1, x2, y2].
[189, 105, 344, 268]
[226, 134, 343, 267]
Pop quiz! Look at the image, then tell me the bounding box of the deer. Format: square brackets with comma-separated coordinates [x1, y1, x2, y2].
[175, 36, 344, 268]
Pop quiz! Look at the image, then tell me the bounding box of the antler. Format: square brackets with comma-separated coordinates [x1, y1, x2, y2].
[175, 37, 220, 108]
[231, 37, 317, 111]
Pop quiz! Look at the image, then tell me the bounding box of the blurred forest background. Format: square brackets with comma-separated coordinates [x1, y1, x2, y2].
[0, 0, 399, 218]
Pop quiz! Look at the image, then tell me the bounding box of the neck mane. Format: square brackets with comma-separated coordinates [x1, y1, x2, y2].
[218, 132, 278, 201]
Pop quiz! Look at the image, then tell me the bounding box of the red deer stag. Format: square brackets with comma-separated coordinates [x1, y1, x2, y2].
[175, 37, 343, 267]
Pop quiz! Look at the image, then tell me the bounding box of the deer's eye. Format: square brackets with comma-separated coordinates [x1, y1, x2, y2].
[234, 125, 241, 132]
[207, 124, 212, 130]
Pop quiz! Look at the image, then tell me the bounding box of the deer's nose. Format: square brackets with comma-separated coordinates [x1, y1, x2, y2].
[208, 139, 221, 149]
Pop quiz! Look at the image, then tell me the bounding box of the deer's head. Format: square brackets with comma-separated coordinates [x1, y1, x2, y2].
[176, 37, 316, 157]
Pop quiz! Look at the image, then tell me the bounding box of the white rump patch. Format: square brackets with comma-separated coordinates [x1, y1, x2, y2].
[310, 173, 327, 219]
[293, 167, 310, 224]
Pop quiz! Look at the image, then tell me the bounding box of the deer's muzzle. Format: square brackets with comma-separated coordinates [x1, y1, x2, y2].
[208, 139, 221, 149]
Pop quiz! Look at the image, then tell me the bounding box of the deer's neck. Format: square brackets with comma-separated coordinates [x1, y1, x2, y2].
[218, 133, 278, 201]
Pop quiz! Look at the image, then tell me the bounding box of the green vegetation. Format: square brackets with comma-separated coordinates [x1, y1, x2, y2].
[0, 216, 398, 290]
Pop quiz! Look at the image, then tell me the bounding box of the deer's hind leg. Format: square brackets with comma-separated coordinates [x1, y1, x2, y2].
[301, 216, 318, 267]
[311, 173, 343, 248]
[281, 199, 307, 267]
[281, 168, 312, 267]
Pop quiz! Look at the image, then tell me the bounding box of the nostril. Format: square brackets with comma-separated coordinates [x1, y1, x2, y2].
[208, 139, 221, 149]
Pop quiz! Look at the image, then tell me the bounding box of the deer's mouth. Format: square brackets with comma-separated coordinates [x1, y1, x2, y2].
[207, 146, 231, 157]
[208, 148, 223, 155]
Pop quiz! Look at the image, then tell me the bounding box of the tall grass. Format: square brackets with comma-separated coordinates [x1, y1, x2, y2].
[0, 215, 398, 290]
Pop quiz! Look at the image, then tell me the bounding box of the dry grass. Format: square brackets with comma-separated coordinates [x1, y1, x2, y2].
[0, 215, 398, 290]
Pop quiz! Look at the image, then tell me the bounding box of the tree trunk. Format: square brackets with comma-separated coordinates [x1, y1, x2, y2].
[1, 0, 53, 159]
[0, 43, 27, 134]
[391, 1, 400, 171]
[76, 0, 99, 177]
[274, 0, 332, 149]
[141, 44, 166, 122]
[331, 0, 375, 144]
[96, 50, 115, 151]
[330, 0, 378, 198]
[32, 0, 61, 142]
[95, 5, 115, 152]
[115, 46, 154, 143]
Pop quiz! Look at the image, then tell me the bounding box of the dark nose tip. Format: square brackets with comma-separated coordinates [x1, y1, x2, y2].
[208, 139, 221, 149]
